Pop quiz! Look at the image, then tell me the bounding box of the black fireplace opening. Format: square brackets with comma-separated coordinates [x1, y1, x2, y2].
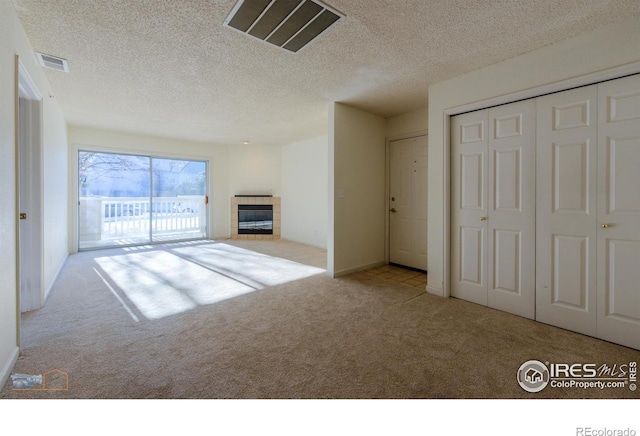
[238, 204, 273, 234]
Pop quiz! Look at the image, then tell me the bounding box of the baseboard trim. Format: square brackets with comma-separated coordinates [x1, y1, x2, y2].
[211, 235, 231, 241]
[427, 286, 444, 297]
[0, 346, 19, 390]
[332, 261, 385, 278]
[44, 252, 69, 301]
[280, 236, 327, 250]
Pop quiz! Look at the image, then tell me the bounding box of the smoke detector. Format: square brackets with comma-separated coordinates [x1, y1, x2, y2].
[36, 53, 69, 73]
[224, 0, 343, 53]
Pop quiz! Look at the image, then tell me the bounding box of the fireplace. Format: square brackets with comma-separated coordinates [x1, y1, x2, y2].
[231, 196, 280, 240]
[238, 204, 273, 235]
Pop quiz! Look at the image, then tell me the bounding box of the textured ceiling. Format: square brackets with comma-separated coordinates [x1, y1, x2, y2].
[12, 0, 640, 146]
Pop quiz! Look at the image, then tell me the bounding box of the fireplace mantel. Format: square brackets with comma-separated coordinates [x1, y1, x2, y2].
[230, 196, 281, 240]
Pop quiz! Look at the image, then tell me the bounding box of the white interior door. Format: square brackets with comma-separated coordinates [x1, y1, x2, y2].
[596, 74, 640, 350]
[389, 135, 428, 271]
[18, 97, 43, 313]
[536, 85, 598, 336]
[18, 98, 32, 312]
[487, 100, 536, 319]
[451, 110, 488, 306]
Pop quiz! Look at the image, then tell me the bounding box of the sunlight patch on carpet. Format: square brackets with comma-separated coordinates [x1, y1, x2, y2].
[94, 243, 325, 320]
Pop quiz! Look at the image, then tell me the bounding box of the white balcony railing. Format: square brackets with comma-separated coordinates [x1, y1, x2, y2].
[79, 196, 206, 247]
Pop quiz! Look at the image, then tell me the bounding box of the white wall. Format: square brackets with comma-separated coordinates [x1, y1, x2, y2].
[329, 103, 387, 276]
[0, 2, 69, 387]
[386, 107, 428, 139]
[67, 126, 230, 243]
[228, 145, 282, 197]
[281, 135, 328, 249]
[43, 95, 69, 296]
[427, 15, 640, 297]
[68, 129, 325, 247]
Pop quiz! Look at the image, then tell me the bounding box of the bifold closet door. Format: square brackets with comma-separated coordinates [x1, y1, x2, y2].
[596, 74, 640, 350]
[536, 74, 640, 350]
[451, 100, 536, 319]
[536, 85, 598, 337]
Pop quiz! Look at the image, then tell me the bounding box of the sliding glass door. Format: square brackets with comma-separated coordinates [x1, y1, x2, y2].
[78, 151, 207, 250]
[151, 158, 207, 243]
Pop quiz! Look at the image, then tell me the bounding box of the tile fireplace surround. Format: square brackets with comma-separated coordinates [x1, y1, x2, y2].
[230, 196, 281, 240]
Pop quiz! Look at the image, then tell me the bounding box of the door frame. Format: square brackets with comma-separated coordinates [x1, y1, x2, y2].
[16, 56, 44, 337]
[444, 61, 640, 298]
[385, 130, 427, 265]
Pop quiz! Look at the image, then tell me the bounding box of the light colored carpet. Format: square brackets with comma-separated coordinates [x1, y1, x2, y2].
[1, 239, 638, 399]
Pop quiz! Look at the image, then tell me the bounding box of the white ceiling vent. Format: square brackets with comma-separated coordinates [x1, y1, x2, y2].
[224, 0, 343, 53]
[36, 52, 69, 73]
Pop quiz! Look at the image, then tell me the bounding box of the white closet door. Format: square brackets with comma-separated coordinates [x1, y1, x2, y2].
[487, 100, 536, 319]
[451, 110, 488, 306]
[536, 85, 598, 336]
[596, 74, 640, 350]
[452, 100, 535, 318]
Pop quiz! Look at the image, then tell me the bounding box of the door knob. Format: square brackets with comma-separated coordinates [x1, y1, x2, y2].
[601, 223, 609, 228]
[390, 208, 397, 213]
[480, 216, 487, 221]
[19, 213, 27, 220]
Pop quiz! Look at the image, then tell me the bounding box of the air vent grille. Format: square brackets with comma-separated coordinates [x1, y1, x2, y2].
[225, 0, 343, 53]
[36, 53, 69, 73]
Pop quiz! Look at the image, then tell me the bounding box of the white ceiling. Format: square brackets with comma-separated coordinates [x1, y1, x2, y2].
[13, 0, 640, 146]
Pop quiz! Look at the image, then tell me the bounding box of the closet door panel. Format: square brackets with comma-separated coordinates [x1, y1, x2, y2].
[596, 74, 640, 350]
[451, 110, 488, 306]
[536, 85, 598, 336]
[487, 100, 536, 319]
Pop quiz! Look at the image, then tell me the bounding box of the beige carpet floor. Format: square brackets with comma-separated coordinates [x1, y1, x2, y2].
[1, 239, 638, 399]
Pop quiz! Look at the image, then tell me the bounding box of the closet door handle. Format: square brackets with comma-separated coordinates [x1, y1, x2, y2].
[480, 216, 487, 221]
[601, 223, 609, 228]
